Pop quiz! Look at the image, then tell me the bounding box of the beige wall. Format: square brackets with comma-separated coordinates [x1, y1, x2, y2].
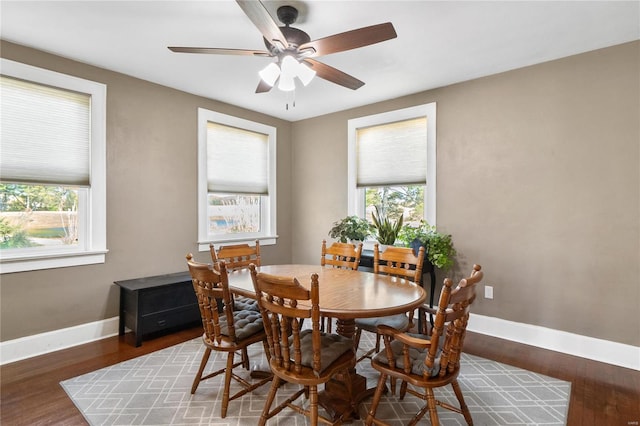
[2, 40, 638, 349]
[291, 41, 640, 347]
[0, 41, 293, 341]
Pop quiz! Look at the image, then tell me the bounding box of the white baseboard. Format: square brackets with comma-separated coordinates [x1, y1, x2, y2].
[1, 314, 638, 371]
[468, 313, 640, 371]
[0, 316, 119, 365]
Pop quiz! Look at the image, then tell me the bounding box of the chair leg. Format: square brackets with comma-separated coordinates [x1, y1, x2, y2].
[308, 385, 318, 426]
[374, 332, 381, 352]
[259, 376, 281, 426]
[354, 327, 362, 350]
[191, 347, 212, 394]
[418, 309, 426, 334]
[321, 316, 333, 333]
[241, 347, 250, 369]
[220, 351, 236, 418]
[399, 380, 408, 399]
[451, 379, 473, 425]
[425, 388, 440, 426]
[365, 372, 388, 425]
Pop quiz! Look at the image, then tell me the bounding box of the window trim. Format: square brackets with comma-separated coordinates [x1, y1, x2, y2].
[348, 103, 437, 246]
[0, 59, 107, 274]
[197, 108, 277, 251]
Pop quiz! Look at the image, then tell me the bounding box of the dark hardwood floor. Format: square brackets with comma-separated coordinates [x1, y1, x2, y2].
[1, 327, 638, 425]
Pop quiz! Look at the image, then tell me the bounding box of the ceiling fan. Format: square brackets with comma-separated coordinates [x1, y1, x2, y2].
[168, 0, 397, 93]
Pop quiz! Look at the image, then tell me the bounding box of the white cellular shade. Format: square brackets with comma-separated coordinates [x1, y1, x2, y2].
[0, 76, 91, 186]
[356, 117, 428, 187]
[207, 122, 269, 195]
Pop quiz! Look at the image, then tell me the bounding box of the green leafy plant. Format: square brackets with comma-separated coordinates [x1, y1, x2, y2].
[328, 215, 372, 243]
[0, 217, 35, 249]
[398, 220, 456, 270]
[371, 206, 403, 246]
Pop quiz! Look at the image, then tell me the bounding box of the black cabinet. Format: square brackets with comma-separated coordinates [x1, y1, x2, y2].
[115, 272, 200, 347]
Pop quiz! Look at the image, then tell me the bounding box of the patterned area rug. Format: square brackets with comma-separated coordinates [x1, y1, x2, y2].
[61, 334, 570, 425]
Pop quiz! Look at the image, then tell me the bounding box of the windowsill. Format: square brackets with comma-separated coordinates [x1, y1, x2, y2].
[198, 235, 278, 251]
[0, 250, 108, 274]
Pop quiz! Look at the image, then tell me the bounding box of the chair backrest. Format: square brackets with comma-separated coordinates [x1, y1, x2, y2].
[210, 240, 261, 271]
[425, 264, 483, 378]
[186, 254, 238, 342]
[374, 243, 426, 285]
[249, 264, 323, 374]
[320, 240, 363, 270]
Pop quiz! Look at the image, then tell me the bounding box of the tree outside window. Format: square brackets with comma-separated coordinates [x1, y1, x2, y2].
[0, 184, 79, 249]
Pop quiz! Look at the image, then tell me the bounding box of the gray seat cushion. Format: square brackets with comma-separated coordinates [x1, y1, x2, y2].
[294, 329, 354, 373]
[355, 313, 410, 332]
[372, 333, 441, 377]
[233, 295, 259, 312]
[219, 309, 264, 340]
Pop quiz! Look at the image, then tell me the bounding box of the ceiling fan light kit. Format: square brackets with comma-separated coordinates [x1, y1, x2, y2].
[169, 0, 397, 103]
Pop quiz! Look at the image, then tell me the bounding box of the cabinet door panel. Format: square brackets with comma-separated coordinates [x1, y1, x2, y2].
[141, 306, 200, 335]
[140, 282, 195, 314]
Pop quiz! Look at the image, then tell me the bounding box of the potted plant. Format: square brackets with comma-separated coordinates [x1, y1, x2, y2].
[328, 215, 372, 243]
[371, 206, 404, 246]
[398, 220, 456, 270]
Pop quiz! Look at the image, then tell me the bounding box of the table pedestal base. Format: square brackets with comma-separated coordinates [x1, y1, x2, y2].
[318, 368, 390, 422]
[317, 318, 370, 421]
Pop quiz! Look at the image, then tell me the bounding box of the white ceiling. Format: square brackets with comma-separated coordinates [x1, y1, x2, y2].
[1, 1, 639, 122]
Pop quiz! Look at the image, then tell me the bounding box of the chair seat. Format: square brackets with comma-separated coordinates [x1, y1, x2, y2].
[295, 330, 354, 373]
[233, 295, 259, 312]
[355, 313, 409, 332]
[219, 309, 264, 340]
[373, 333, 442, 377]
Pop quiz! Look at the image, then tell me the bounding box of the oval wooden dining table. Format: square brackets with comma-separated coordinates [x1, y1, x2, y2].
[227, 264, 427, 421]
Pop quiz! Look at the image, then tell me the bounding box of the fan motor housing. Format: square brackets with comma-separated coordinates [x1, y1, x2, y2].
[264, 26, 310, 51]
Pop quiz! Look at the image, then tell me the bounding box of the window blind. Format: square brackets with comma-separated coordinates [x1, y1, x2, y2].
[0, 75, 91, 186]
[206, 121, 269, 195]
[356, 116, 427, 187]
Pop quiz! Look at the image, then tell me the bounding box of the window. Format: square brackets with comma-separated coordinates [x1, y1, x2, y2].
[197, 108, 276, 250]
[0, 59, 107, 273]
[348, 103, 436, 245]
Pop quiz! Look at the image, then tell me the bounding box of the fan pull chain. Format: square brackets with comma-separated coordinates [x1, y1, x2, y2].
[285, 89, 296, 110]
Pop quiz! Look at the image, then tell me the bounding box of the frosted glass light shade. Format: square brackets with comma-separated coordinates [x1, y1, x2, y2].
[259, 62, 280, 87]
[278, 73, 296, 91]
[278, 56, 297, 91]
[295, 61, 315, 86]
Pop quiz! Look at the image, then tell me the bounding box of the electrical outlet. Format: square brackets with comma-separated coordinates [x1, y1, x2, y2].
[484, 285, 493, 299]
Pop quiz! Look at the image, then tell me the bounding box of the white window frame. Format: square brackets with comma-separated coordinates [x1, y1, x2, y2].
[0, 59, 107, 274]
[348, 103, 436, 249]
[197, 108, 277, 251]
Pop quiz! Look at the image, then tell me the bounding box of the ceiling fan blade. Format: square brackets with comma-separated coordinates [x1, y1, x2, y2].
[299, 22, 397, 57]
[168, 47, 270, 56]
[304, 59, 364, 90]
[255, 79, 272, 93]
[236, 0, 289, 50]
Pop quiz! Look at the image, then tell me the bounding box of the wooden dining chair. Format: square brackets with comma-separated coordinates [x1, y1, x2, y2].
[320, 239, 363, 332]
[185, 254, 271, 418]
[365, 264, 483, 426]
[210, 240, 261, 270]
[354, 243, 425, 363]
[249, 264, 356, 426]
[321, 239, 363, 269]
[210, 241, 261, 312]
